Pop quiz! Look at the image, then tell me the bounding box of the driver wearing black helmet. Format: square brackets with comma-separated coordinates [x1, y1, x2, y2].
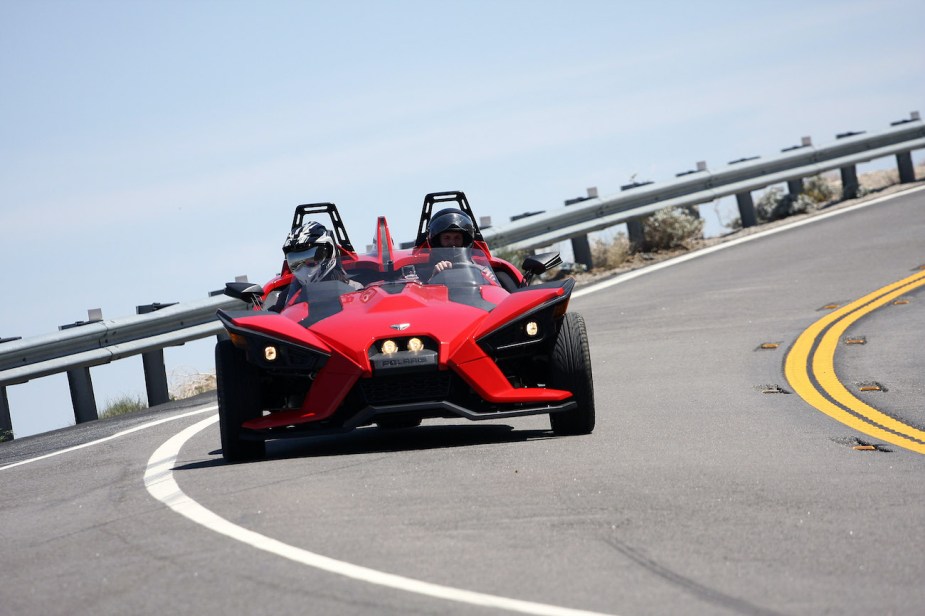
[426, 208, 498, 284]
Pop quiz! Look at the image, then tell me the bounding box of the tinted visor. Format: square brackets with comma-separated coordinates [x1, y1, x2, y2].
[286, 244, 333, 272]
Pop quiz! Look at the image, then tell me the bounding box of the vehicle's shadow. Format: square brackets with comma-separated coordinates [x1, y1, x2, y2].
[177, 424, 556, 470]
[271, 424, 555, 460]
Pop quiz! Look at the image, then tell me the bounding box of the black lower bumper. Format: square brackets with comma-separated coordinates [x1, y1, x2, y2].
[342, 398, 577, 430]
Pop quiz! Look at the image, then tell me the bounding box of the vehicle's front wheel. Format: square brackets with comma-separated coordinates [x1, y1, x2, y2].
[216, 339, 266, 462]
[549, 312, 595, 435]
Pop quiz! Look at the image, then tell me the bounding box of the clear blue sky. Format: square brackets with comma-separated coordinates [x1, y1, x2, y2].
[2, 0, 923, 438]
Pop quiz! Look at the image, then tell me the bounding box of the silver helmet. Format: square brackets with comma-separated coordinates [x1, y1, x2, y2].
[282, 221, 338, 284]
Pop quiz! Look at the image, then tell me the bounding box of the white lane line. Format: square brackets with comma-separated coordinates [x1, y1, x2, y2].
[0, 406, 216, 472]
[573, 185, 925, 299]
[144, 415, 617, 616]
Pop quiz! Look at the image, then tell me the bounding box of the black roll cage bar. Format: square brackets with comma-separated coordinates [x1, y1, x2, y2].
[291, 203, 356, 253]
[413, 191, 485, 248]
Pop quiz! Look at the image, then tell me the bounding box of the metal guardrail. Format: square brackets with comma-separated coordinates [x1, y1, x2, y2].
[0, 295, 243, 384]
[0, 295, 245, 438]
[483, 117, 925, 252]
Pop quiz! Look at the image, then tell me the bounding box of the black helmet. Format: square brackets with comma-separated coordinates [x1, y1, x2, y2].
[427, 208, 475, 247]
[282, 221, 338, 283]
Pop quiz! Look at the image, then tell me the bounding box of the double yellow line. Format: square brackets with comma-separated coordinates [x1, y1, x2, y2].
[785, 269, 925, 454]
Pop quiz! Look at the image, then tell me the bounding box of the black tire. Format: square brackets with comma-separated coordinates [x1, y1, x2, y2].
[549, 312, 595, 435]
[216, 339, 266, 462]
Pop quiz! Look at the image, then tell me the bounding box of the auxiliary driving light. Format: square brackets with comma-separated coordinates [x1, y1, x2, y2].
[525, 321, 539, 337]
[264, 346, 278, 361]
[407, 337, 424, 352]
[382, 340, 399, 354]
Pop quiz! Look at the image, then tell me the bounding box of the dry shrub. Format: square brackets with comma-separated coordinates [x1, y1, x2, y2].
[591, 234, 631, 269]
[169, 370, 217, 399]
[756, 186, 819, 222]
[101, 394, 147, 418]
[803, 174, 837, 204]
[642, 207, 704, 251]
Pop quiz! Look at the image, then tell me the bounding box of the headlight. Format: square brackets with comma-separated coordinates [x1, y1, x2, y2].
[407, 337, 424, 352]
[217, 311, 330, 373]
[369, 336, 436, 360]
[477, 298, 566, 358]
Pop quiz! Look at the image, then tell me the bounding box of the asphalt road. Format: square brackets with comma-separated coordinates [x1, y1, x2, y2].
[2, 187, 924, 616]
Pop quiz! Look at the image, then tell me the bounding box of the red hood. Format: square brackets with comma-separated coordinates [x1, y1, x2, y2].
[229, 280, 569, 374]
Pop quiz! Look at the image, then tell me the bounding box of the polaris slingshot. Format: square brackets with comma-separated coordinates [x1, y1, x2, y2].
[216, 192, 594, 461]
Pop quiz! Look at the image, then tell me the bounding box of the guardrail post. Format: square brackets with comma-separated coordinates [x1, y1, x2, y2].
[621, 182, 653, 251]
[564, 188, 598, 269]
[896, 151, 916, 183]
[840, 165, 860, 199]
[626, 219, 646, 252]
[736, 192, 758, 228]
[66, 367, 99, 423]
[890, 113, 920, 183]
[782, 138, 811, 198]
[571, 236, 593, 269]
[137, 302, 176, 407]
[1, 386, 13, 441]
[59, 310, 103, 424]
[835, 131, 864, 199]
[0, 336, 20, 440]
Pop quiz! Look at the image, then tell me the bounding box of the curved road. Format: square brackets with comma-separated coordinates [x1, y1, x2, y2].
[2, 187, 924, 615]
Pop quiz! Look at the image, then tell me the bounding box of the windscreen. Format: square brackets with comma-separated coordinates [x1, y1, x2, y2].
[419, 246, 499, 287]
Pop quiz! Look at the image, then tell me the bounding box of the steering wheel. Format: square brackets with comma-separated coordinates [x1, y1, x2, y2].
[428, 262, 484, 285]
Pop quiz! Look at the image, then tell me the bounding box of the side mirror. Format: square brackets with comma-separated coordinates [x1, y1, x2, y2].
[520, 252, 562, 286]
[224, 282, 265, 308]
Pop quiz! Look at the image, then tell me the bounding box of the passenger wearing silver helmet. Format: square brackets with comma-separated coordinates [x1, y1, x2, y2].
[279, 222, 361, 308]
[284, 222, 339, 282]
